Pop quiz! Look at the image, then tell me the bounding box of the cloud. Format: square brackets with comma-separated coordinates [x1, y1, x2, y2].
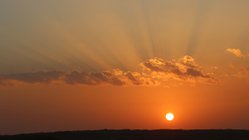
[64, 70, 125, 86]
[225, 48, 249, 80]
[63, 55, 215, 86]
[64, 69, 157, 86]
[226, 48, 249, 58]
[0, 71, 63, 84]
[0, 56, 215, 86]
[140, 55, 211, 79]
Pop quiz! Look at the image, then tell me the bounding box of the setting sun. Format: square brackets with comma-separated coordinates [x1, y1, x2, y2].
[166, 113, 174, 121]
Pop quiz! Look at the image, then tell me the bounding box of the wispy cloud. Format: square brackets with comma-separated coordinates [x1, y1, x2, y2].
[233, 67, 249, 80]
[0, 71, 63, 84]
[0, 56, 216, 87]
[225, 48, 249, 80]
[226, 48, 248, 58]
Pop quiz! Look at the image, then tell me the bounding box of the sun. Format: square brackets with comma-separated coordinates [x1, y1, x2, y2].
[165, 113, 174, 121]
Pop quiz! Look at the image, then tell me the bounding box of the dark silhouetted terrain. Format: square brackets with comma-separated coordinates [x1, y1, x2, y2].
[1, 129, 249, 140]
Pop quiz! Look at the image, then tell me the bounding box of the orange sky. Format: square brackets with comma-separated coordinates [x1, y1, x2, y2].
[0, 0, 249, 134]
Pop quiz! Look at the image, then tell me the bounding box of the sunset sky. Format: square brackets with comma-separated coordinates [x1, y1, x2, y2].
[0, 0, 249, 134]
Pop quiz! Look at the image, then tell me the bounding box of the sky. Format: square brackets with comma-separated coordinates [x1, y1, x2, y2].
[0, 0, 249, 134]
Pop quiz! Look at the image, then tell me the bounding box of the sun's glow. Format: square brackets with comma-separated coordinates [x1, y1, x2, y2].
[166, 113, 174, 121]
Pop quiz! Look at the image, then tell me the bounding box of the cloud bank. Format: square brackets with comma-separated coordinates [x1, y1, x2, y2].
[0, 56, 215, 86]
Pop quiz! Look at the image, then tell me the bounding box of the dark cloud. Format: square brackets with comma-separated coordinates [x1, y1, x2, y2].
[64, 70, 125, 86]
[0, 56, 215, 86]
[64, 69, 157, 86]
[0, 71, 63, 84]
